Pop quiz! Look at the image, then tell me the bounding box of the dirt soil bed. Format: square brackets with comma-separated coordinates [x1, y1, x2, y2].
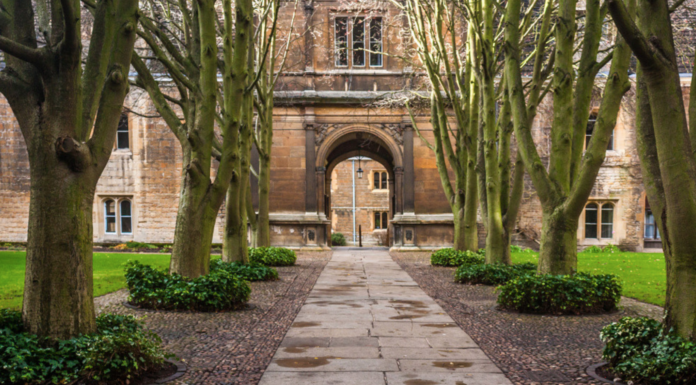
[391, 251, 663, 385]
[95, 251, 331, 385]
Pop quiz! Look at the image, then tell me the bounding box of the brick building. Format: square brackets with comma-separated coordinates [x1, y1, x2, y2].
[0, 0, 685, 251]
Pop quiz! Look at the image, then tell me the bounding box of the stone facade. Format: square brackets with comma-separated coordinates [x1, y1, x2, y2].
[330, 159, 390, 246]
[0, 0, 685, 251]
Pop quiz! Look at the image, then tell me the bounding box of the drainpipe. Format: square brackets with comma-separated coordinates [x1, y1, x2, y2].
[352, 159, 356, 245]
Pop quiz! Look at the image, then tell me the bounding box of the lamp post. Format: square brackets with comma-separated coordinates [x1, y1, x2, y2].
[357, 148, 363, 179]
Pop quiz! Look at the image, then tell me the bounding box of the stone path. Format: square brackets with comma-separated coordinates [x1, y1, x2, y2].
[259, 249, 512, 385]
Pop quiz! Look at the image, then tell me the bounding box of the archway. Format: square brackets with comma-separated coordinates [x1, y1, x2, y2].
[314, 125, 404, 247]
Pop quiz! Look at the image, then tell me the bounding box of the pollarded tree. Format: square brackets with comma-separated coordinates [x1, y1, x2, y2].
[130, 0, 252, 277]
[394, 0, 551, 261]
[0, 0, 138, 339]
[504, 0, 632, 274]
[608, 0, 696, 340]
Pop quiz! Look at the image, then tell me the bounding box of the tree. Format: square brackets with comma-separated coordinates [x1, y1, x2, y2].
[394, 0, 544, 261]
[504, 0, 632, 274]
[608, 0, 696, 340]
[0, 0, 138, 339]
[131, 0, 252, 277]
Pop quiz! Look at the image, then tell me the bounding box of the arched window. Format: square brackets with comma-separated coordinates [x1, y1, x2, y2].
[120, 200, 132, 234]
[381, 172, 387, 189]
[105, 200, 116, 233]
[585, 203, 598, 239]
[601, 203, 614, 239]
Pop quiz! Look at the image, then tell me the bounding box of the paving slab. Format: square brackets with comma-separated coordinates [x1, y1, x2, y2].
[258, 249, 512, 384]
[387, 372, 513, 385]
[259, 372, 386, 385]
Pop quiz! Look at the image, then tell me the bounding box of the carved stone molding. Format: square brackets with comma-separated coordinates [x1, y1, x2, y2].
[381, 124, 404, 145]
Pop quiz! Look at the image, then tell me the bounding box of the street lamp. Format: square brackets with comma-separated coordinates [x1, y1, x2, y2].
[357, 148, 363, 179]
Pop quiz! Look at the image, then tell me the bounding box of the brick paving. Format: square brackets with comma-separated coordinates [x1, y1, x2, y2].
[258, 249, 512, 385]
[95, 251, 331, 384]
[390, 251, 664, 385]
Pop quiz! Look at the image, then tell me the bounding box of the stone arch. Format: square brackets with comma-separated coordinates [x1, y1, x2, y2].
[315, 124, 403, 170]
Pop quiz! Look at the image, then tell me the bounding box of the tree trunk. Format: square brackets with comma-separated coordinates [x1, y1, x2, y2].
[452, 200, 467, 250]
[169, 157, 218, 277]
[257, 150, 272, 247]
[537, 206, 578, 275]
[23, 151, 97, 340]
[463, 168, 479, 251]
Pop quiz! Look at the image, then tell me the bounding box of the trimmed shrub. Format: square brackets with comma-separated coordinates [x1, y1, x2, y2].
[601, 317, 696, 384]
[125, 241, 158, 250]
[581, 245, 603, 253]
[210, 259, 279, 281]
[455, 262, 537, 285]
[249, 247, 297, 266]
[331, 233, 347, 246]
[0, 312, 167, 385]
[497, 273, 621, 315]
[125, 261, 251, 311]
[431, 248, 484, 267]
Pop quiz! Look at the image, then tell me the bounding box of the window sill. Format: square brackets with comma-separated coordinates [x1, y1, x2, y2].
[372, 189, 389, 193]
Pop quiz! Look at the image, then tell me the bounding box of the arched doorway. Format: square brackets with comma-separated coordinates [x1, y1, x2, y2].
[314, 125, 404, 247]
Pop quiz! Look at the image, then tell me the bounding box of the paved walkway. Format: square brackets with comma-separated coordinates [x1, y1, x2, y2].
[259, 249, 512, 385]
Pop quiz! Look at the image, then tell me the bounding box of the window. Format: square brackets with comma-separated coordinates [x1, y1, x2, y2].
[105, 200, 117, 234]
[104, 198, 134, 235]
[374, 211, 388, 229]
[120, 200, 132, 234]
[117, 113, 129, 150]
[644, 209, 660, 239]
[601, 203, 614, 238]
[334, 16, 383, 69]
[585, 202, 615, 240]
[335, 17, 348, 66]
[373, 171, 388, 190]
[352, 17, 365, 66]
[586, 112, 614, 151]
[585, 203, 598, 239]
[369, 17, 383, 67]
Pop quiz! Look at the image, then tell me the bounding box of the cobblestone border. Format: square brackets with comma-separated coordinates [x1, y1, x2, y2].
[121, 301, 257, 312]
[152, 359, 187, 384]
[586, 362, 626, 385]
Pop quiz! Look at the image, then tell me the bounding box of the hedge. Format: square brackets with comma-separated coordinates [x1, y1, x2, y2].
[454, 262, 537, 285]
[496, 272, 621, 315]
[430, 248, 484, 267]
[125, 261, 251, 311]
[210, 259, 279, 281]
[249, 247, 297, 266]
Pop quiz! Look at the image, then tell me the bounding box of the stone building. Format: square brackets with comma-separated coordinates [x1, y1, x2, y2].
[330, 159, 391, 246]
[0, 0, 683, 251]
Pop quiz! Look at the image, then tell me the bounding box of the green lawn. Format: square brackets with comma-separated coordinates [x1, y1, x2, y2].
[0, 251, 173, 310]
[512, 251, 667, 306]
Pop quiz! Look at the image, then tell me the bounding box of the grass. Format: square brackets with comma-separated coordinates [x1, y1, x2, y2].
[0, 251, 173, 310]
[511, 251, 666, 306]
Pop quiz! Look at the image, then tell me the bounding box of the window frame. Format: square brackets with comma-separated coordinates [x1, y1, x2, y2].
[120, 200, 133, 235]
[369, 17, 383, 68]
[352, 17, 366, 67]
[372, 170, 388, 191]
[374, 211, 388, 230]
[585, 111, 615, 152]
[105, 199, 117, 234]
[584, 201, 616, 240]
[116, 113, 130, 150]
[333, 15, 384, 69]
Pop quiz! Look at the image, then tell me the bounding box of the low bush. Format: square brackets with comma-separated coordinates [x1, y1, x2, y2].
[0, 311, 167, 385]
[510, 245, 536, 253]
[601, 317, 696, 384]
[455, 262, 537, 285]
[581, 244, 621, 253]
[249, 247, 297, 266]
[331, 233, 347, 246]
[431, 248, 484, 267]
[125, 261, 251, 311]
[0, 309, 23, 333]
[125, 241, 158, 250]
[497, 272, 621, 315]
[210, 259, 279, 281]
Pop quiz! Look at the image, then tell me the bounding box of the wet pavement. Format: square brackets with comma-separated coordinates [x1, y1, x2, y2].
[258, 249, 512, 385]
